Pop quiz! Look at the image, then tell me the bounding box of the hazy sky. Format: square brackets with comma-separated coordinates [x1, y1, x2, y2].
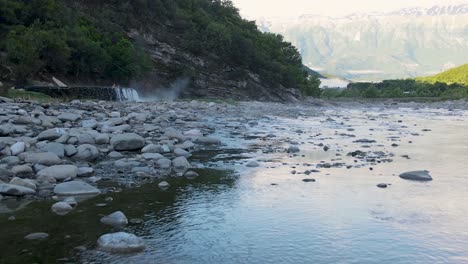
[232, 0, 466, 18]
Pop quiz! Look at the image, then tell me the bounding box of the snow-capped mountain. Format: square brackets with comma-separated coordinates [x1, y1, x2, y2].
[257, 4, 468, 81]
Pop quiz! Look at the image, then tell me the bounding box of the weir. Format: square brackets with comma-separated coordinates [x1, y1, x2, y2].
[23, 86, 142, 102]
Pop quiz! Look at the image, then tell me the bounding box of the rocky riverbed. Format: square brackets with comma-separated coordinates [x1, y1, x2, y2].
[0, 96, 467, 263]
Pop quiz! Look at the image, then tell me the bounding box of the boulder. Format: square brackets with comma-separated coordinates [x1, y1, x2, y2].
[41, 142, 65, 158]
[51, 202, 73, 215]
[156, 158, 172, 169]
[97, 232, 146, 253]
[53, 181, 100, 196]
[399, 170, 433, 181]
[100, 211, 128, 228]
[57, 113, 81, 122]
[73, 144, 99, 161]
[37, 129, 62, 141]
[142, 144, 166, 153]
[110, 133, 145, 151]
[0, 183, 36, 196]
[11, 165, 33, 177]
[10, 142, 25, 156]
[37, 165, 78, 180]
[10, 177, 36, 190]
[24, 152, 61, 166]
[174, 148, 191, 157]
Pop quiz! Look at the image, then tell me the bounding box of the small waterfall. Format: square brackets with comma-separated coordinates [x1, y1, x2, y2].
[115, 88, 142, 102]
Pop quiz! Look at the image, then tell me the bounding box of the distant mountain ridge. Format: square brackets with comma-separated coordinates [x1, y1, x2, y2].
[257, 4, 468, 81]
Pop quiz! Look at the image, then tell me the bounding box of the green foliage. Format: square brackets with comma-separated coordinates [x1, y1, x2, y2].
[0, 0, 316, 95]
[417, 64, 468, 85]
[322, 79, 468, 100]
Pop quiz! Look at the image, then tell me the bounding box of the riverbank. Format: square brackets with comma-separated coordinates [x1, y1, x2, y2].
[1, 97, 468, 263]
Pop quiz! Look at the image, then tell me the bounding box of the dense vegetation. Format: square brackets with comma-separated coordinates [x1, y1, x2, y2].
[417, 64, 468, 86]
[0, 0, 320, 96]
[321, 79, 468, 99]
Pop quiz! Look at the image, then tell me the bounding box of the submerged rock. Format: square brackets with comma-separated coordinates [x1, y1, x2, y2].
[100, 211, 128, 228]
[399, 170, 433, 181]
[54, 181, 100, 196]
[24, 232, 49, 240]
[51, 202, 73, 215]
[158, 181, 170, 189]
[97, 232, 146, 254]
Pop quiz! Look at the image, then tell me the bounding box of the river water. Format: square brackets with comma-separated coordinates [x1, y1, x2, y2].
[1, 104, 467, 264]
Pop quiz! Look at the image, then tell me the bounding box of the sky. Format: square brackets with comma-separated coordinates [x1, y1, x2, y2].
[231, 0, 467, 18]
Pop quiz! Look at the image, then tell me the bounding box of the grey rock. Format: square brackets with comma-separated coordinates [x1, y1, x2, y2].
[95, 134, 110, 145]
[11, 165, 33, 177]
[110, 133, 145, 151]
[73, 144, 99, 161]
[41, 142, 65, 158]
[51, 202, 73, 215]
[1, 156, 20, 165]
[172, 156, 190, 173]
[10, 177, 36, 190]
[141, 144, 165, 153]
[10, 142, 25, 155]
[0, 183, 36, 196]
[64, 145, 77, 157]
[287, 145, 300, 153]
[57, 113, 81, 122]
[158, 181, 170, 188]
[77, 167, 94, 177]
[185, 171, 199, 179]
[108, 151, 124, 159]
[246, 161, 260, 167]
[24, 152, 61, 166]
[114, 159, 141, 168]
[156, 158, 172, 169]
[37, 129, 62, 141]
[54, 181, 100, 196]
[196, 136, 221, 145]
[100, 211, 128, 228]
[81, 119, 98, 129]
[97, 232, 146, 253]
[37, 165, 78, 180]
[377, 183, 388, 188]
[174, 148, 191, 157]
[399, 170, 433, 181]
[141, 153, 164, 160]
[24, 232, 49, 240]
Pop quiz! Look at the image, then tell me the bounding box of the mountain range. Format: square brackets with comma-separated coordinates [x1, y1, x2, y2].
[257, 4, 468, 81]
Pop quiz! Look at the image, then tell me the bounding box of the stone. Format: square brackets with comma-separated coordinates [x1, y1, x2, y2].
[11, 165, 33, 177]
[41, 142, 65, 158]
[51, 202, 73, 215]
[63, 197, 78, 208]
[64, 145, 77, 157]
[24, 233, 49, 240]
[10, 142, 25, 156]
[77, 167, 94, 177]
[156, 158, 172, 169]
[110, 133, 145, 151]
[196, 136, 221, 145]
[114, 159, 141, 168]
[141, 144, 165, 153]
[37, 129, 62, 141]
[100, 211, 128, 228]
[158, 181, 170, 188]
[142, 153, 164, 160]
[302, 179, 316, 183]
[399, 170, 433, 181]
[287, 146, 300, 153]
[246, 161, 259, 167]
[377, 183, 388, 188]
[0, 183, 36, 196]
[172, 156, 190, 173]
[108, 151, 124, 159]
[73, 144, 99, 161]
[10, 177, 36, 190]
[57, 113, 81, 122]
[174, 148, 191, 157]
[95, 134, 110, 145]
[1, 156, 20, 165]
[24, 152, 61, 166]
[185, 171, 199, 179]
[81, 119, 98, 129]
[37, 165, 78, 180]
[54, 181, 100, 196]
[97, 232, 146, 253]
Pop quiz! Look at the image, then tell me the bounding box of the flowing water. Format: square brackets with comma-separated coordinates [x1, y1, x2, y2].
[1, 105, 467, 264]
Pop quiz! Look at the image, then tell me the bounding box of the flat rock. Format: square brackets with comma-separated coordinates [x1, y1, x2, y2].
[196, 136, 221, 145]
[54, 181, 100, 196]
[110, 133, 145, 151]
[10, 177, 36, 190]
[0, 183, 36, 196]
[24, 152, 61, 166]
[37, 129, 62, 141]
[97, 232, 146, 254]
[10, 142, 25, 155]
[11, 165, 33, 177]
[37, 165, 78, 180]
[57, 113, 81, 122]
[399, 170, 433, 181]
[24, 232, 49, 240]
[142, 153, 164, 160]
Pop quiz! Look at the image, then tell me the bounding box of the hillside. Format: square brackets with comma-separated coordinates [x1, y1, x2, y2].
[258, 4, 468, 81]
[0, 0, 320, 101]
[417, 64, 468, 85]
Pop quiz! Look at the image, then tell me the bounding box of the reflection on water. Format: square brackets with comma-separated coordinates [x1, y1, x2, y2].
[1, 107, 468, 264]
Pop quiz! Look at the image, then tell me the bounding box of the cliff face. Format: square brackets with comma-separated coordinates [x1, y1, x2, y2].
[127, 30, 302, 102]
